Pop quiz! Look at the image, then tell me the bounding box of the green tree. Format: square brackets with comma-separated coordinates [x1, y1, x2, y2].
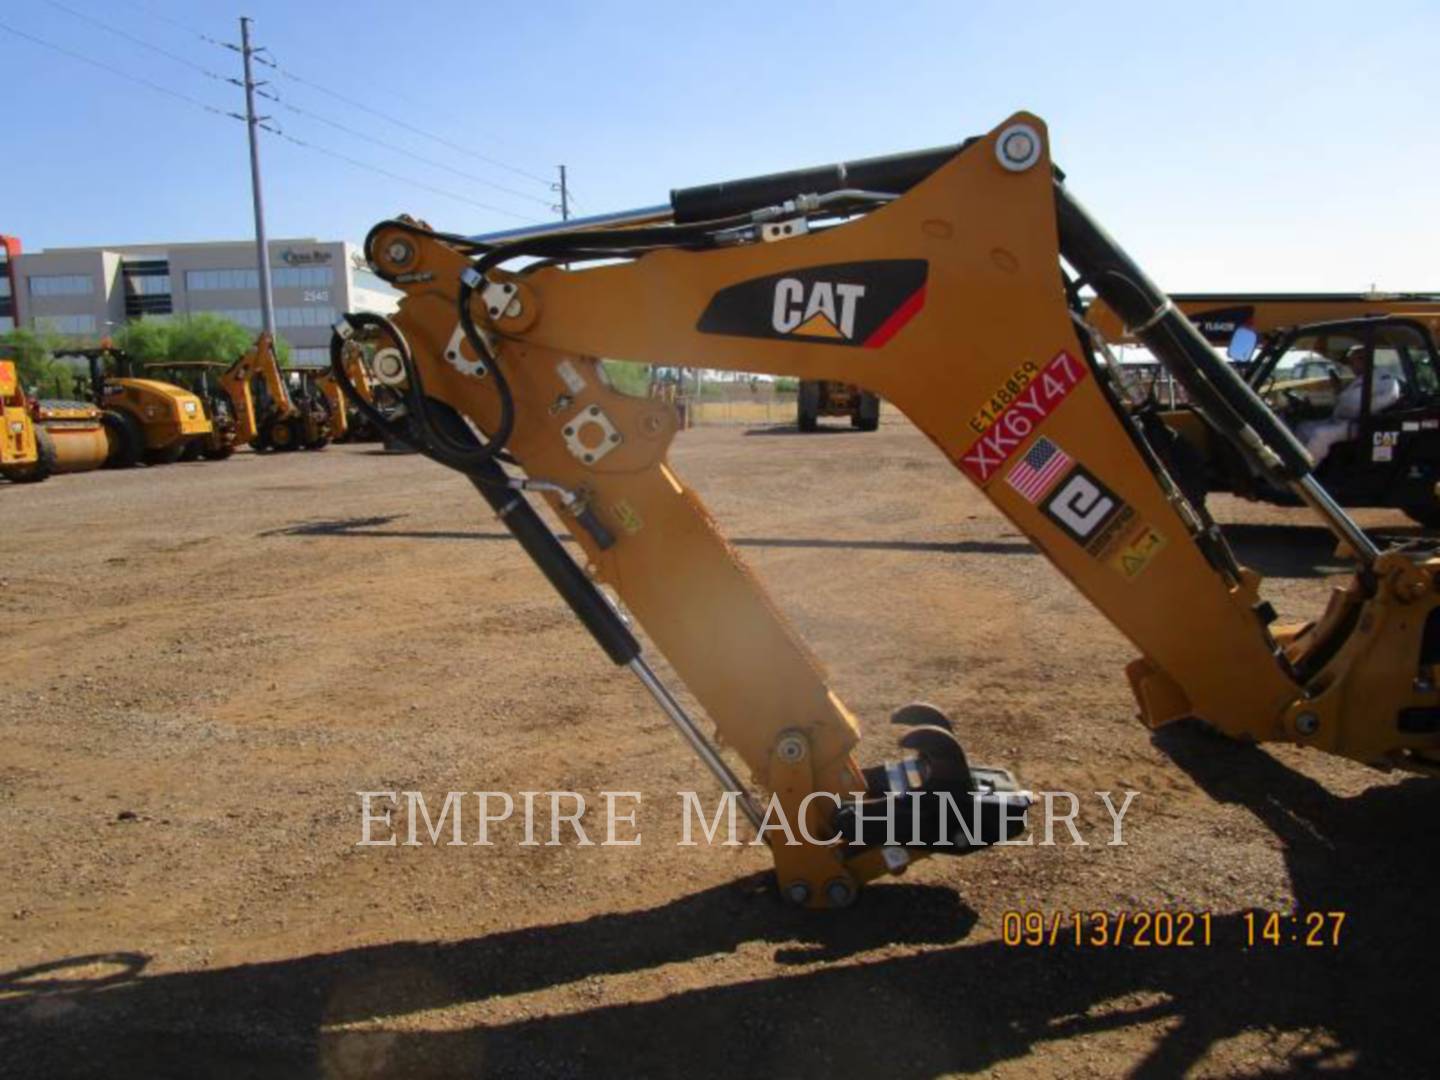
[115, 314, 290, 366]
[0, 327, 73, 394]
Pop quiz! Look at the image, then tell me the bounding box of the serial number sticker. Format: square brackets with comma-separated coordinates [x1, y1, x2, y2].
[969, 359, 1040, 435]
[959, 351, 1087, 484]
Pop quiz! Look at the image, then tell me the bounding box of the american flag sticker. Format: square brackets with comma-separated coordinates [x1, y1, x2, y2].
[1006, 437, 1072, 503]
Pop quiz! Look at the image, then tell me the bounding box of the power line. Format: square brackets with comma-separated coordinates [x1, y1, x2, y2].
[267, 63, 557, 189]
[44, 0, 225, 81]
[119, 0, 557, 190]
[0, 19, 539, 223]
[23, 8, 545, 219]
[260, 125, 537, 222]
[268, 93, 555, 208]
[119, 0, 229, 49]
[0, 18, 227, 116]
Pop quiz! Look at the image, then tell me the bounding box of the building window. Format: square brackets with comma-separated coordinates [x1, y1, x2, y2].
[126, 274, 172, 296]
[0, 278, 9, 299]
[275, 305, 337, 329]
[273, 266, 333, 288]
[187, 266, 336, 291]
[29, 274, 95, 297]
[291, 347, 330, 366]
[186, 268, 260, 291]
[193, 306, 337, 331]
[0, 316, 13, 332]
[35, 314, 97, 335]
[196, 307, 264, 328]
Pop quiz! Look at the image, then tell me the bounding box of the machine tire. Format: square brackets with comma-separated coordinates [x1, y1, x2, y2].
[144, 442, 186, 466]
[797, 380, 820, 432]
[102, 409, 143, 469]
[268, 419, 302, 452]
[2, 427, 57, 484]
[852, 391, 881, 432]
[179, 439, 204, 462]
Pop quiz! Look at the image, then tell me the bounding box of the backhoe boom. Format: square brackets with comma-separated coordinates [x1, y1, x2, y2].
[333, 113, 1440, 907]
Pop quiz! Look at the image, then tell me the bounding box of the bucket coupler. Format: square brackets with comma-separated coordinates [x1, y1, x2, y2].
[837, 707, 1031, 852]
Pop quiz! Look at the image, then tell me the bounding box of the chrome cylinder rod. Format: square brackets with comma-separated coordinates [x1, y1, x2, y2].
[1293, 475, 1382, 567]
[469, 203, 673, 246]
[627, 656, 764, 830]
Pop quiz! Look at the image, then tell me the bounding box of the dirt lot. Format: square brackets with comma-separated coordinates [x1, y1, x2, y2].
[3, 413, 1438, 1078]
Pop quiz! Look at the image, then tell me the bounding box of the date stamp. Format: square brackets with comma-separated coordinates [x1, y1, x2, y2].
[1001, 910, 1346, 949]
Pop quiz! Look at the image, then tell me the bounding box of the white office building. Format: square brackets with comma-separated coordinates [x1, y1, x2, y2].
[9, 237, 400, 366]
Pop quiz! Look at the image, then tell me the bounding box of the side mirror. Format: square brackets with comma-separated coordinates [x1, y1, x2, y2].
[1227, 326, 1259, 363]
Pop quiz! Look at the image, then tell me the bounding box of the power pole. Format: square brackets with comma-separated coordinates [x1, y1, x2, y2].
[238, 17, 277, 342]
[556, 165, 570, 221]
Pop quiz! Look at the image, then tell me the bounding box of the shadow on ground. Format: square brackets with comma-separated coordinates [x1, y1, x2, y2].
[4, 726, 1436, 1078]
[1220, 521, 1432, 579]
[259, 516, 1036, 557]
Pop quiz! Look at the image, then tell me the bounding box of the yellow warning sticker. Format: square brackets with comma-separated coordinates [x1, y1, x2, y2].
[612, 499, 644, 536]
[1108, 522, 1167, 579]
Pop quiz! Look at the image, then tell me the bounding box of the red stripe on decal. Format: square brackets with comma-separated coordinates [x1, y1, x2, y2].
[862, 285, 926, 348]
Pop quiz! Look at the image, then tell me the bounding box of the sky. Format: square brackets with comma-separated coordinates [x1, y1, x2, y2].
[2, 0, 1437, 291]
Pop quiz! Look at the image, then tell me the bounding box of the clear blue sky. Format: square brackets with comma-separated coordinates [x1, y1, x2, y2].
[3, 0, 1436, 290]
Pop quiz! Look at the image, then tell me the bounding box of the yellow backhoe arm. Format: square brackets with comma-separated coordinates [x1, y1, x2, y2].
[334, 112, 1440, 908]
[218, 333, 295, 443]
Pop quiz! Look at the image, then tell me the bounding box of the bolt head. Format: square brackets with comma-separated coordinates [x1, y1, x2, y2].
[1295, 711, 1320, 735]
[825, 878, 857, 908]
[385, 239, 413, 265]
[785, 882, 811, 906]
[776, 734, 807, 763]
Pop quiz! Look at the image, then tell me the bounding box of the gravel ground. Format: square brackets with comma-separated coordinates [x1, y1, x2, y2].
[2, 413, 1437, 1078]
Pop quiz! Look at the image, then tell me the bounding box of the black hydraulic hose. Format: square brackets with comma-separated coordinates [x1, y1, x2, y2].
[1054, 181, 1313, 481]
[466, 457, 640, 666]
[669, 141, 975, 224]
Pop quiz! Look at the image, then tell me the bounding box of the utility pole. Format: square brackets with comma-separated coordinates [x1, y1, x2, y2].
[555, 165, 570, 221]
[239, 17, 277, 342]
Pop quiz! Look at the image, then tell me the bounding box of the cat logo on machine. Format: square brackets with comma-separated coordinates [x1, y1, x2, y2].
[696, 260, 927, 348]
[771, 279, 868, 340]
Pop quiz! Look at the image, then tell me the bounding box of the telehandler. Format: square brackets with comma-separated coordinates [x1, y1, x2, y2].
[331, 113, 1440, 908]
[796, 378, 881, 431]
[1087, 291, 1440, 349]
[1087, 296, 1440, 524]
[58, 345, 212, 466]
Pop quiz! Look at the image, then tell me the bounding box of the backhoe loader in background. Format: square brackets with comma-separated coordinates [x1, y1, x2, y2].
[58, 345, 212, 467]
[330, 112, 1440, 909]
[217, 333, 333, 452]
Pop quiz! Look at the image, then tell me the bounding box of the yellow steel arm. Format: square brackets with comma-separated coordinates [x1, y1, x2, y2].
[218, 333, 295, 443]
[340, 112, 1440, 906]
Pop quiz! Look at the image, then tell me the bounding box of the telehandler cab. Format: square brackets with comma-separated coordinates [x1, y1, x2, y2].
[330, 113, 1440, 908]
